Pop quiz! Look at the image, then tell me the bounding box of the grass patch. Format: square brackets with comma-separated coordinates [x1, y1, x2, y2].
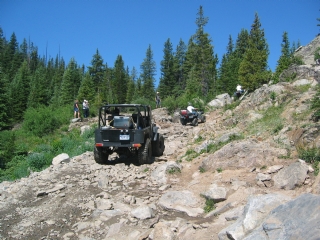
[203, 134, 244, 155]
[195, 135, 204, 143]
[297, 144, 320, 176]
[167, 168, 181, 174]
[295, 84, 311, 93]
[247, 105, 285, 136]
[216, 167, 223, 173]
[183, 149, 200, 162]
[224, 101, 240, 111]
[204, 198, 216, 213]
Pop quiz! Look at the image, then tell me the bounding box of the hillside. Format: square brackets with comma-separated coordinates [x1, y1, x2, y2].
[0, 40, 320, 239]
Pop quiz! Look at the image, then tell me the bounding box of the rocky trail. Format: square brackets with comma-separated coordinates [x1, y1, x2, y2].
[1, 37, 320, 239]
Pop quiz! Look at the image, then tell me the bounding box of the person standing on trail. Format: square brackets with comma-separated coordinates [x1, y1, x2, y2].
[74, 100, 80, 118]
[155, 92, 161, 108]
[82, 100, 89, 118]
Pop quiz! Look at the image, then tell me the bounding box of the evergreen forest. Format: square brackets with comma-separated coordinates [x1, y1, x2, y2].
[0, 6, 306, 181]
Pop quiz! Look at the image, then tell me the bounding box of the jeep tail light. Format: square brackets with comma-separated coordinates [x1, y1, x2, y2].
[132, 144, 141, 148]
[96, 143, 103, 147]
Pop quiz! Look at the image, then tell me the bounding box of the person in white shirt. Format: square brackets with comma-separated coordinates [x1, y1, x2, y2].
[187, 102, 198, 116]
[236, 84, 242, 92]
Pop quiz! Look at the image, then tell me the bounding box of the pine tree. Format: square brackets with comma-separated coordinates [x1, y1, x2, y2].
[140, 45, 156, 100]
[126, 67, 137, 103]
[7, 60, 30, 122]
[77, 72, 95, 105]
[2, 33, 19, 79]
[88, 49, 105, 96]
[113, 55, 127, 103]
[185, 66, 201, 98]
[238, 13, 270, 91]
[172, 39, 187, 96]
[50, 56, 65, 105]
[273, 32, 292, 83]
[28, 43, 39, 74]
[134, 77, 143, 100]
[158, 38, 175, 98]
[217, 35, 237, 95]
[60, 58, 81, 105]
[0, 71, 9, 129]
[27, 65, 48, 108]
[99, 65, 115, 105]
[184, 6, 217, 98]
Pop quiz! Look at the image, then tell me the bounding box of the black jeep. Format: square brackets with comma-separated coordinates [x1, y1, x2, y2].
[94, 104, 165, 165]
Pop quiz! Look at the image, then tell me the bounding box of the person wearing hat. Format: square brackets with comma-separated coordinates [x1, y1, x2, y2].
[155, 92, 161, 108]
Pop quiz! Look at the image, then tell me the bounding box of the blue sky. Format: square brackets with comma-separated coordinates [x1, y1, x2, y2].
[1, 0, 319, 87]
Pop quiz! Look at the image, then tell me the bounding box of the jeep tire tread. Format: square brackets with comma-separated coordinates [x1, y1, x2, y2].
[94, 146, 109, 164]
[152, 134, 165, 157]
[138, 138, 152, 164]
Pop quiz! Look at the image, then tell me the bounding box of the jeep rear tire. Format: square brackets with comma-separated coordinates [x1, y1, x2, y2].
[94, 146, 109, 164]
[138, 138, 152, 164]
[152, 134, 165, 157]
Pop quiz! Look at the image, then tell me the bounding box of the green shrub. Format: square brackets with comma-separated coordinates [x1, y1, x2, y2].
[0, 155, 29, 181]
[27, 152, 50, 171]
[297, 145, 320, 163]
[184, 149, 199, 162]
[167, 168, 181, 174]
[130, 97, 155, 109]
[162, 95, 179, 113]
[204, 198, 215, 213]
[23, 107, 61, 137]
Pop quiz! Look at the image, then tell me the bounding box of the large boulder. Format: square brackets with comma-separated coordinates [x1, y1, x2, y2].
[208, 93, 232, 108]
[244, 193, 320, 240]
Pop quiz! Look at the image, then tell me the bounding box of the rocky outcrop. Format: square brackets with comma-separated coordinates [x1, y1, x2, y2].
[294, 35, 320, 65]
[279, 64, 320, 83]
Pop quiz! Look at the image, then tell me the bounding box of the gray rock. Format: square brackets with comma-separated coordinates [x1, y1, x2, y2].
[273, 161, 309, 190]
[151, 161, 182, 184]
[131, 205, 154, 219]
[158, 190, 204, 217]
[201, 184, 227, 203]
[256, 173, 271, 182]
[52, 153, 70, 165]
[208, 93, 232, 108]
[218, 193, 290, 240]
[245, 193, 320, 240]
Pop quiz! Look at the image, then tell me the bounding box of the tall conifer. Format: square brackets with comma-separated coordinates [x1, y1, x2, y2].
[158, 38, 175, 98]
[238, 13, 270, 91]
[113, 55, 127, 103]
[140, 45, 156, 100]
